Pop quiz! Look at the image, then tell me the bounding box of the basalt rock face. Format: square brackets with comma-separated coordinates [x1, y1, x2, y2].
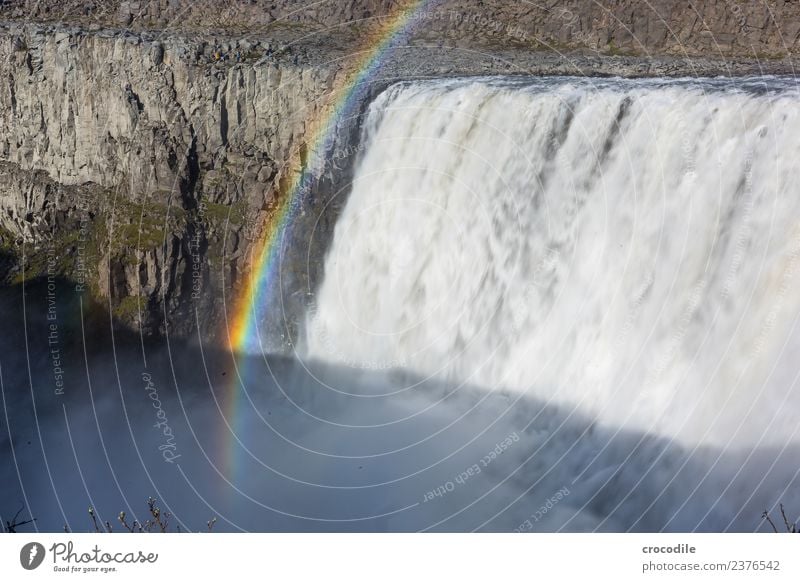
[0, 0, 399, 31]
[0, 22, 343, 340]
[409, 0, 800, 58]
[2, 0, 800, 58]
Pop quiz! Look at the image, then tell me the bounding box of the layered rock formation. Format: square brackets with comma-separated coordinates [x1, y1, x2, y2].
[3, 0, 800, 57]
[0, 22, 343, 338]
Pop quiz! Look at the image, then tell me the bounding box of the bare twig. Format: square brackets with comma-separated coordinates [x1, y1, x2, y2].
[88, 506, 100, 533]
[118, 511, 134, 533]
[780, 504, 797, 533]
[11, 518, 36, 531]
[67, 497, 213, 534]
[763, 510, 779, 533]
[4, 506, 37, 533]
[147, 497, 167, 533]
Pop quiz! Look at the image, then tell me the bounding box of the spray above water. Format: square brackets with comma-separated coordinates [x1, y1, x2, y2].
[308, 76, 800, 448]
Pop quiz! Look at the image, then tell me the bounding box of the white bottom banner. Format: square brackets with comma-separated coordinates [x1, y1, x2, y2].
[1, 534, 796, 580]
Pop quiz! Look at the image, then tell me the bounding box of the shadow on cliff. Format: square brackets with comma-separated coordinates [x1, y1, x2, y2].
[0, 276, 797, 532]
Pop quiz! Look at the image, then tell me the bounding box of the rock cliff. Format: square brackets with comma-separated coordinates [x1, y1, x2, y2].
[0, 21, 345, 339]
[3, 0, 800, 57]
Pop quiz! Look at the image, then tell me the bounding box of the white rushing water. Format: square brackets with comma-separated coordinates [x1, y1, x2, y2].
[307, 76, 800, 450]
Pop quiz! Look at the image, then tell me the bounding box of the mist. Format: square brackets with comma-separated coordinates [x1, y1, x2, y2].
[1, 280, 797, 532]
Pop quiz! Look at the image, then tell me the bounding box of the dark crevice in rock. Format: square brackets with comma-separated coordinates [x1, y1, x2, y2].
[219, 95, 229, 147]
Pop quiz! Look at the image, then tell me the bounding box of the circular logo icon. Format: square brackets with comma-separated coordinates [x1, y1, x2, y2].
[19, 542, 46, 570]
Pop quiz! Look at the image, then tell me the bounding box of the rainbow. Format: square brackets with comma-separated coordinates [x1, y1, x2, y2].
[219, 0, 438, 480]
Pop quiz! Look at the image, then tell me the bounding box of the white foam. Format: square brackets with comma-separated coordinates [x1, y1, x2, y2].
[308, 77, 800, 449]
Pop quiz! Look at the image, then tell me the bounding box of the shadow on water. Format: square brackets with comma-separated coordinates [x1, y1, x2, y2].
[0, 278, 797, 532]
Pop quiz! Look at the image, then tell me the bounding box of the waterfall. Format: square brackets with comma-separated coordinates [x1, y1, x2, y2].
[307, 76, 800, 449]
